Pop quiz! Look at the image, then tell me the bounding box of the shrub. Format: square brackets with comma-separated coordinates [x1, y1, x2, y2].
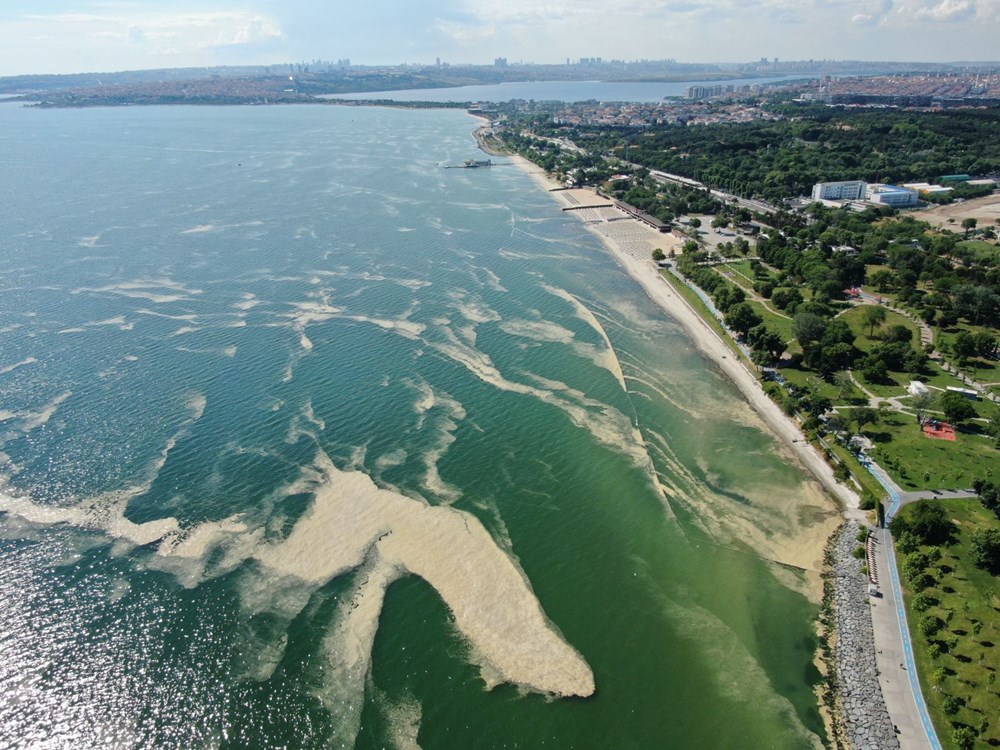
[919, 614, 944, 639]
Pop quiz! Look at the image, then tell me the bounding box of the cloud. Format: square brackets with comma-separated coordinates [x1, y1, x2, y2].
[6, 8, 284, 69]
[851, 0, 894, 25]
[911, 0, 976, 20]
[434, 19, 498, 45]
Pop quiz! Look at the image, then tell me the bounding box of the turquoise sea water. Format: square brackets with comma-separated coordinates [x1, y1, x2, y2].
[0, 103, 835, 749]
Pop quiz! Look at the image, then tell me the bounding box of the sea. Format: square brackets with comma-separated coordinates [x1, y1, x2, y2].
[327, 76, 807, 103]
[0, 102, 836, 749]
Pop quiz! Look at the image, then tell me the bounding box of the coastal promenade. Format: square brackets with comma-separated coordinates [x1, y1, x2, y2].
[871, 527, 939, 750]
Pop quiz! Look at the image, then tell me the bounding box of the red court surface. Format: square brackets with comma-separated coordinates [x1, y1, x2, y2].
[922, 421, 956, 440]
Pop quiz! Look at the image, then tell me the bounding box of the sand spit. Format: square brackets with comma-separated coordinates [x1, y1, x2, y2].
[513, 156, 858, 516]
[0, 445, 595, 701]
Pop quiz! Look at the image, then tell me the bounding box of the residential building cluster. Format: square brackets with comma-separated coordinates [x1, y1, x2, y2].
[549, 100, 781, 129]
[792, 73, 1000, 107]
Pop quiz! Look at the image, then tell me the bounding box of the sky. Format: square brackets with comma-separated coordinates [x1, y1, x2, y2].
[0, 0, 998, 77]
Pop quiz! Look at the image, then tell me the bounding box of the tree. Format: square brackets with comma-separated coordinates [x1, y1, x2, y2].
[870, 269, 894, 293]
[800, 391, 833, 419]
[652, 248, 666, 261]
[890, 501, 955, 546]
[952, 726, 976, 750]
[859, 353, 889, 384]
[904, 349, 928, 375]
[961, 216, 978, 237]
[919, 614, 944, 638]
[988, 409, 1000, 449]
[912, 391, 934, 425]
[884, 324, 913, 344]
[973, 331, 997, 359]
[747, 324, 786, 363]
[793, 312, 827, 349]
[969, 528, 1000, 573]
[942, 695, 960, 715]
[771, 287, 803, 312]
[975, 480, 1000, 514]
[818, 343, 854, 376]
[688, 217, 702, 229]
[724, 302, 763, 336]
[852, 407, 879, 434]
[939, 391, 976, 424]
[952, 331, 978, 365]
[862, 305, 887, 337]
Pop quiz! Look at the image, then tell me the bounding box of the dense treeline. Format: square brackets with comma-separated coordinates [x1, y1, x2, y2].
[531, 108, 1000, 201]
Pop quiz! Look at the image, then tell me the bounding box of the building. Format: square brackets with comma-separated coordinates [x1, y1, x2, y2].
[866, 184, 918, 207]
[686, 85, 724, 100]
[903, 182, 954, 197]
[811, 180, 867, 201]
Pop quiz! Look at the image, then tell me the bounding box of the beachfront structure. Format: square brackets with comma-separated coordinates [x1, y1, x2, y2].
[866, 183, 918, 207]
[811, 180, 867, 201]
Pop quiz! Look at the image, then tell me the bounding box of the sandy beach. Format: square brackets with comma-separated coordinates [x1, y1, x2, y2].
[509, 155, 861, 525]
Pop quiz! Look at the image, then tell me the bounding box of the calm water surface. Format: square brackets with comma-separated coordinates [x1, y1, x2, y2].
[329, 76, 807, 103]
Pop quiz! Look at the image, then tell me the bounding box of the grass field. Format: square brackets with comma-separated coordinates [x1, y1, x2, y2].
[868, 413, 997, 491]
[896, 499, 1000, 749]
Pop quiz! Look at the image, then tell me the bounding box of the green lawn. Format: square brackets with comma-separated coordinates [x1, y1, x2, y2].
[896, 499, 1000, 749]
[745, 299, 797, 343]
[839, 306, 922, 354]
[777, 365, 841, 401]
[868, 413, 998, 491]
[721, 261, 759, 292]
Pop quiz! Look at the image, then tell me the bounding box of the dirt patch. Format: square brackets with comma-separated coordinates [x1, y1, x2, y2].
[912, 192, 1000, 229]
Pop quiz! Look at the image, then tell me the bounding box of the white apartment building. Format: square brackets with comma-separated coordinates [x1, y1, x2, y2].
[811, 180, 868, 201]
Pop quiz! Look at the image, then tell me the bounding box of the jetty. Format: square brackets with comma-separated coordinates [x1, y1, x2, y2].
[444, 159, 494, 169]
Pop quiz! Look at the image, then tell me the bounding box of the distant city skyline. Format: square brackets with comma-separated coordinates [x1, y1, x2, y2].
[1, 0, 998, 77]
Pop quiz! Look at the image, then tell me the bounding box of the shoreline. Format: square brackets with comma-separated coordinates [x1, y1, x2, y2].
[508, 154, 862, 517]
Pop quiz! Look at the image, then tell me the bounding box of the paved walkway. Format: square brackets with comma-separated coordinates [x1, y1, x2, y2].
[870, 528, 939, 750]
[861, 459, 948, 749]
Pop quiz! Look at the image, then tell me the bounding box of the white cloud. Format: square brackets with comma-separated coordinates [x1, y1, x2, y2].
[4, 9, 283, 71]
[911, 0, 976, 20]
